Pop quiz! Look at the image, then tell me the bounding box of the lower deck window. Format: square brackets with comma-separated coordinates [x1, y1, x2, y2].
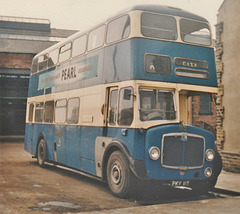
[67, 98, 80, 124]
[28, 103, 34, 122]
[44, 101, 54, 123]
[35, 102, 44, 122]
[55, 99, 67, 123]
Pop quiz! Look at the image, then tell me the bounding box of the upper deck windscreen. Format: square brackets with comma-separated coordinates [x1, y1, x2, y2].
[180, 19, 211, 46]
[141, 13, 177, 41]
[141, 12, 212, 46]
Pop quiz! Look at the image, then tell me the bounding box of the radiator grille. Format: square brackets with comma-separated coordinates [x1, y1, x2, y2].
[161, 134, 205, 169]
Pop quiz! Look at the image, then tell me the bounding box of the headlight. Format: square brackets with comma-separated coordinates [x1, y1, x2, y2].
[204, 167, 212, 177]
[206, 149, 215, 162]
[149, 147, 160, 160]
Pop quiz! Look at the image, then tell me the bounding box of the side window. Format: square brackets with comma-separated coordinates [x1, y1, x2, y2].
[31, 58, 38, 74]
[44, 101, 54, 123]
[38, 54, 48, 71]
[88, 25, 105, 51]
[28, 103, 34, 122]
[55, 99, 67, 123]
[35, 102, 44, 122]
[72, 35, 87, 57]
[118, 87, 134, 126]
[48, 49, 59, 68]
[67, 98, 80, 124]
[108, 89, 118, 125]
[59, 43, 72, 63]
[107, 15, 130, 44]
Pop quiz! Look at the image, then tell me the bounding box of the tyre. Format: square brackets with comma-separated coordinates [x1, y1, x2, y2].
[107, 151, 134, 198]
[37, 139, 47, 167]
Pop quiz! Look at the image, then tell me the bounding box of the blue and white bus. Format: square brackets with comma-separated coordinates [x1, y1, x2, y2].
[24, 5, 222, 198]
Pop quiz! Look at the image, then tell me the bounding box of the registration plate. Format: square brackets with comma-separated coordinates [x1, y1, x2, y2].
[171, 180, 190, 186]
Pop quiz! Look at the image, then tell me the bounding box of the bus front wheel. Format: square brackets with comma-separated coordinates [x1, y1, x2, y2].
[37, 139, 47, 167]
[107, 151, 134, 198]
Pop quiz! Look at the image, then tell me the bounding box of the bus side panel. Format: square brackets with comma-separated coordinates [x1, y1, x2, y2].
[24, 124, 55, 160]
[38, 124, 55, 161]
[106, 128, 145, 161]
[65, 126, 81, 169]
[79, 126, 103, 175]
[103, 40, 133, 83]
[24, 123, 34, 154]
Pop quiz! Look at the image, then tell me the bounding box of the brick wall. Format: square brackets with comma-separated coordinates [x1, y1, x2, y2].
[0, 53, 33, 69]
[220, 151, 240, 173]
[215, 22, 225, 151]
[192, 96, 217, 127]
[215, 21, 240, 173]
[191, 96, 217, 137]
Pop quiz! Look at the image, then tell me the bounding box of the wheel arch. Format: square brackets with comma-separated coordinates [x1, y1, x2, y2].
[102, 140, 132, 182]
[35, 132, 47, 158]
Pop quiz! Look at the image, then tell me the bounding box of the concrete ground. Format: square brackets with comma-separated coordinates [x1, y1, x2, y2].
[1, 142, 240, 214]
[75, 171, 240, 214]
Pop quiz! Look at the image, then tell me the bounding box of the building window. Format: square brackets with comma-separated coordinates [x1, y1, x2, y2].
[199, 94, 212, 115]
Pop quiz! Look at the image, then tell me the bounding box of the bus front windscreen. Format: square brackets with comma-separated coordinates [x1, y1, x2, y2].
[139, 88, 176, 122]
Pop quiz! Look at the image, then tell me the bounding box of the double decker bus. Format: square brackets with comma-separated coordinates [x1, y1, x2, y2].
[24, 5, 222, 198]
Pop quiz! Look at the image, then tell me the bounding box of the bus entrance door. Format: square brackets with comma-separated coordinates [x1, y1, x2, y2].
[106, 87, 118, 137]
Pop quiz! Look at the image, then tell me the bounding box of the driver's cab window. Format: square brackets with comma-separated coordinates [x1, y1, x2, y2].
[139, 88, 176, 121]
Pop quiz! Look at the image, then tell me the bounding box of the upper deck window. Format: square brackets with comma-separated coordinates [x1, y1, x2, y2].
[72, 35, 87, 57]
[141, 12, 177, 40]
[106, 15, 130, 44]
[31, 58, 38, 74]
[180, 19, 211, 46]
[59, 43, 72, 63]
[88, 25, 105, 51]
[48, 49, 59, 68]
[38, 54, 48, 72]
